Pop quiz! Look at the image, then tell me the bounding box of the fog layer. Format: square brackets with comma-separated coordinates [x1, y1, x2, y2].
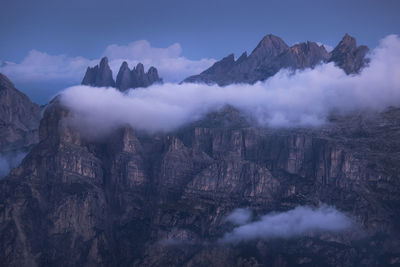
[60, 35, 400, 136]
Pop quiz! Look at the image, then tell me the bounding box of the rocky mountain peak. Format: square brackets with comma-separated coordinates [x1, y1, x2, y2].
[81, 56, 116, 87]
[135, 63, 145, 74]
[115, 62, 162, 91]
[334, 33, 358, 53]
[82, 59, 162, 91]
[328, 34, 369, 74]
[250, 34, 289, 59]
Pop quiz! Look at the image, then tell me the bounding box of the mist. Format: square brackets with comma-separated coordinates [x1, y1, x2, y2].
[0, 152, 26, 179]
[59, 35, 400, 137]
[221, 205, 353, 243]
[225, 208, 253, 225]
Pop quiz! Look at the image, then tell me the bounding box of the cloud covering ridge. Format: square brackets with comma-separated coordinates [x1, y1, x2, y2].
[59, 35, 400, 137]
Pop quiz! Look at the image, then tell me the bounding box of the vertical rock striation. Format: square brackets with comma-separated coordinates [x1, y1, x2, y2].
[0, 101, 399, 266]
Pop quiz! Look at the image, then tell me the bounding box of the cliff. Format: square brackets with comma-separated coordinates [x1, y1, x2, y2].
[0, 98, 399, 266]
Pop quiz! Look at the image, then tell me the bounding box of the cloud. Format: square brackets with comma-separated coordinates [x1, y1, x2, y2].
[0, 50, 95, 83]
[0, 41, 215, 91]
[316, 42, 334, 52]
[220, 205, 353, 243]
[226, 208, 252, 225]
[59, 35, 400, 137]
[103, 40, 215, 83]
[0, 152, 27, 179]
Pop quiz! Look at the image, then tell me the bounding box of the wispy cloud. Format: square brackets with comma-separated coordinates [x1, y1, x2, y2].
[220, 205, 353, 243]
[0, 40, 215, 96]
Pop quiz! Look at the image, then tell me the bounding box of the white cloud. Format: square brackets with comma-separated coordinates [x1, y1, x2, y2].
[103, 40, 215, 82]
[59, 35, 400, 137]
[316, 42, 334, 52]
[226, 208, 252, 225]
[0, 50, 96, 83]
[0, 41, 215, 86]
[220, 205, 353, 243]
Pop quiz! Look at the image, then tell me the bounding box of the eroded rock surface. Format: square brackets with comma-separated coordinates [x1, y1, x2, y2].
[0, 98, 399, 266]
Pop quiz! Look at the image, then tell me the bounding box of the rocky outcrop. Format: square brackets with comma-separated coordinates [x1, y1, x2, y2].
[0, 98, 399, 266]
[0, 73, 41, 176]
[116, 62, 162, 91]
[183, 34, 367, 85]
[82, 58, 162, 91]
[328, 33, 369, 74]
[81, 57, 116, 87]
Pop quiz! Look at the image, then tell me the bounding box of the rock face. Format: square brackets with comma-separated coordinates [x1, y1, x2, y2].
[116, 62, 162, 91]
[328, 34, 369, 74]
[0, 73, 41, 176]
[82, 58, 162, 91]
[183, 34, 367, 85]
[0, 99, 399, 266]
[81, 57, 116, 87]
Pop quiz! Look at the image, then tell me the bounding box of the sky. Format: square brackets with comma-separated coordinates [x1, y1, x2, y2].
[0, 0, 399, 103]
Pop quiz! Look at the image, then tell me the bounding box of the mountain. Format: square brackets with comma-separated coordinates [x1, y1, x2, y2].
[328, 34, 370, 74]
[0, 73, 41, 176]
[81, 57, 116, 87]
[183, 34, 367, 85]
[82, 57, 162, 90]
[116, 62, 162, 91]
[0, 97, 399, 266]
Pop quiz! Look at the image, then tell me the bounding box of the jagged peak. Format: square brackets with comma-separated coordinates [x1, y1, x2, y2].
[250, 34, 289, 58]
[120, 61, 129, 69]
[236, 52, 248, 63]
[99, 56, 109, 67]
[333, 33, 357, 52]
[135, 63, 145, 74]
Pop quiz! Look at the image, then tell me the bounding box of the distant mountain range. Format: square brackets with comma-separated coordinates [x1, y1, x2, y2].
[81, 34, 369, 90]
[183, 33, 369, 85]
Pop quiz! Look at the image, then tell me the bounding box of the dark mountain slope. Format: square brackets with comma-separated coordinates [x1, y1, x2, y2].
[0, 98, 399, 266]
[183, 34, 367, 85]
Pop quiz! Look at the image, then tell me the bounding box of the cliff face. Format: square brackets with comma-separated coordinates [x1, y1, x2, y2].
[82, 58, 162, 90]
[0, 99, 399, 266]
[183, 34, 367, 85]
[0, 73, 41, 177]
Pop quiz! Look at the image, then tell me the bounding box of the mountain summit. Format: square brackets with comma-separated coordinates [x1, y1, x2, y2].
[82, 58, 162, 90]
[116, 62, 162, 91]
[328, 33, 369, 74]
[81, 57, 115, 87]
[183, 33, 368, 85]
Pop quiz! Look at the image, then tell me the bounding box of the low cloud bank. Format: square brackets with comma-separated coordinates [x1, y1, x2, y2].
[221, 205, 352, 243]
[0, 152, 26, 179]
[59, 35, 400, 136]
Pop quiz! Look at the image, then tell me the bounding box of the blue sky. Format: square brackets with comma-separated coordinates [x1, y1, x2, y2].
[0, 0, 399, 103]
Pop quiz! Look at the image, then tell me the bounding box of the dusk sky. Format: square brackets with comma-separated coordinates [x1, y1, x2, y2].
[1, 0, 399, 103]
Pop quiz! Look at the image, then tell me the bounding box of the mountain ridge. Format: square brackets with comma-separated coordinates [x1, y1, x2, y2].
[183, 33, 369, 85]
